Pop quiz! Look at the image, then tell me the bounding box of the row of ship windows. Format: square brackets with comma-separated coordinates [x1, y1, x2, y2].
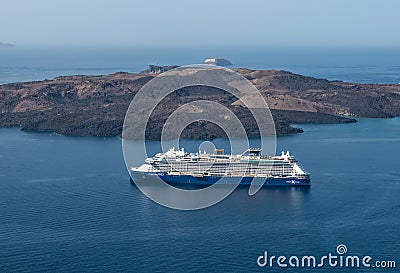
[151, 167, 294, 174]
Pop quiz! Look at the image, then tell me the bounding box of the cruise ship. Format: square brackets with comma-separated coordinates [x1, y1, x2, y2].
[130, 148, 310, 187]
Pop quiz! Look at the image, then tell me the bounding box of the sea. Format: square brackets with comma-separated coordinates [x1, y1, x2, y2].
[0, 47, 399, 272]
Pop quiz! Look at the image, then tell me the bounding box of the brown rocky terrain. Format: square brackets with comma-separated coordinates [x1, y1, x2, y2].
[1, 66, 400, 139]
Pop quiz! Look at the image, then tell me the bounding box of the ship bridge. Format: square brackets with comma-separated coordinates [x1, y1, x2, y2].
[243, 148, 262, 156]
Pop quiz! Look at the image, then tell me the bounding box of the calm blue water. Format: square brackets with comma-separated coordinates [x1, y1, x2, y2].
[0, 118, 399, 272]
[1, 46, 400, 84]
[0, 48, 399, 272]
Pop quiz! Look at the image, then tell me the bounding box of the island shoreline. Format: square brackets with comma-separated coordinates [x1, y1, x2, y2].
[1, 67, 399, 140]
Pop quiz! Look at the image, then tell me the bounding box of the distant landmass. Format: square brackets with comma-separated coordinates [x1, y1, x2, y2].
[204, 58, 232, 66]
[0, 42, 14, 47]
[140, 65, 179, 74]
[1, 65, 400, 139]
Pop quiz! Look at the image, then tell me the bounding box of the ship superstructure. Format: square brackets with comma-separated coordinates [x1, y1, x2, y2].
[131, 148, 310, 187]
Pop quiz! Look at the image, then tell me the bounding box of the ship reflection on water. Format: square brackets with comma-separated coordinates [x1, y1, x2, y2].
[130, 181, 311, 211]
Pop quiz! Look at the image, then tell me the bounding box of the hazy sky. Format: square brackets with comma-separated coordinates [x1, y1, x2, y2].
[2, 0, 400, 47]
